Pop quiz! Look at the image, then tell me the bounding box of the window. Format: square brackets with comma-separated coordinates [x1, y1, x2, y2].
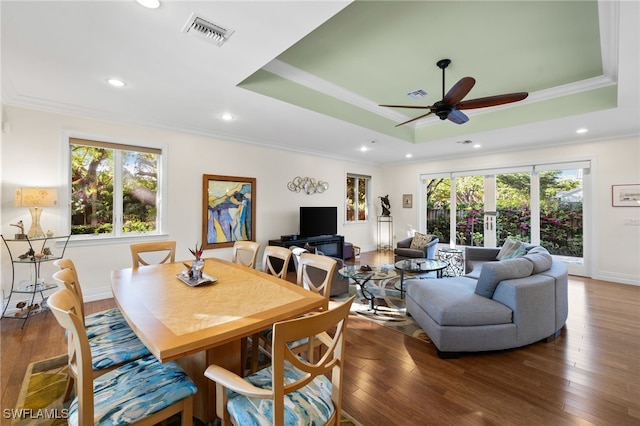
[346, 173, 370, 222]
[69, 138, 163, 236]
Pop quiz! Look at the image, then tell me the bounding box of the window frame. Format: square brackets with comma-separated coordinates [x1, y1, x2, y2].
[61, 132, 168, 244]
[345, 172, 371, 224]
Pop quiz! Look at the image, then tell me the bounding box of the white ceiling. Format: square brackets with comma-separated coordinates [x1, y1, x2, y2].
[2, 1, 638, 167]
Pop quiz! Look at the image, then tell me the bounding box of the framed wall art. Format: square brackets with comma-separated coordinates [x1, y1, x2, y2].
[202, 174, 256, 249]
[612, 184, 640, 207]
[403, 194, 413, 208]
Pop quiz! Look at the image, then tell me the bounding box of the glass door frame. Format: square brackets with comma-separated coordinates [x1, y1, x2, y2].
[421, 160, 591, 277]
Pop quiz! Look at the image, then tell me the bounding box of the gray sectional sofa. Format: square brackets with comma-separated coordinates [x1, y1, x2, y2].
[405, 244, 568, 358]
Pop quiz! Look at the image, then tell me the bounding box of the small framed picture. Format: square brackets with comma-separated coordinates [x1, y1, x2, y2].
[403, 194, 413, 208]
[612, 184, 640, 207]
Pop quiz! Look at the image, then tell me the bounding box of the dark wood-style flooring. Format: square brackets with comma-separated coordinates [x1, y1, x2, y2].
[1, 250, 639, 425]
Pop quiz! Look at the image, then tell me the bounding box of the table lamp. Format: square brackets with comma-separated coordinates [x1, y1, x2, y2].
[14, 188, 58, 238]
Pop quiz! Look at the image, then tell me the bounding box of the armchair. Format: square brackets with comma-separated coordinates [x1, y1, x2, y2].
[394, 234, 439, 262]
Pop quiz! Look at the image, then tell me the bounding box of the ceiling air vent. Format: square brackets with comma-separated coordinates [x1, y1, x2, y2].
[182, 13, 234, 47]
[407, 89, 428, 100]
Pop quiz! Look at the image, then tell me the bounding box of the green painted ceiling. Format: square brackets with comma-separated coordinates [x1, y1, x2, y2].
[239, 0, 614, 144]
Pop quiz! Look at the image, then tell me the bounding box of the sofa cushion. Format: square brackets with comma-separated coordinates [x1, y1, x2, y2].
[475, 258, 534, 298]
[395, 247, 425, 258]
[410, 232, 434, 250]
[496, 238, 522, 260]
[407, 278, 513, 326]
[523, 247, 553, 274]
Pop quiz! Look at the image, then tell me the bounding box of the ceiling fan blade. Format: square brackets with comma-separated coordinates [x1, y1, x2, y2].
[447, 108, 469, 125]
[395, 111, 434, 127]
[456, 92, 529, 110]
[379, 104, 434, 110]
[443, 77, 475, 106]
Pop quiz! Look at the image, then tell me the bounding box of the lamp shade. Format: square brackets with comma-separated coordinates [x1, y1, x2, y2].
[14, 188, 58, 207]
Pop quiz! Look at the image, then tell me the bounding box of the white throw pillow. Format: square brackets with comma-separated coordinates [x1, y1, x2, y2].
[496, 238, 521, 260]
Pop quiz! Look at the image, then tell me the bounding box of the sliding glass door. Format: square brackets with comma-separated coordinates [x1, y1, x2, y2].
[422, 161, 589, 276]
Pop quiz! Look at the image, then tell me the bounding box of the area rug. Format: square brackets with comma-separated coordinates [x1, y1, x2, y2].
[12, 355, 69, 426]
[15, 355, 363, 426]
[333, 277, 432, 343]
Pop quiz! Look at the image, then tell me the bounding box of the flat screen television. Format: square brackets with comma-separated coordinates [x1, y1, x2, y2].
[299, 206, 337, 238]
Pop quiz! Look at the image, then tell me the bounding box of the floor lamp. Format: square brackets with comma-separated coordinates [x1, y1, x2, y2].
[14, 188, 58, 239]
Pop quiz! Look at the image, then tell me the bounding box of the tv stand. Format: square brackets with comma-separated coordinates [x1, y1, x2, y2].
[268, 235, 345, 260]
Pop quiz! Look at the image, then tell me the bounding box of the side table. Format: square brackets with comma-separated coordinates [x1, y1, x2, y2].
[438, 247, 464, 277]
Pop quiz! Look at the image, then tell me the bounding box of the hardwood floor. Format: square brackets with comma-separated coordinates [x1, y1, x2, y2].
[2, 250, 639, 425]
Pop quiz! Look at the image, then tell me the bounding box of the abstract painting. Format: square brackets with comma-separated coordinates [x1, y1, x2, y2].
[202, 174, 256, 249]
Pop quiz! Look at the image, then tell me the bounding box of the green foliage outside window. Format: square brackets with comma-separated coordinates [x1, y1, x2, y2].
[70, 143, 159, 235]
[426, 171, 583, 256]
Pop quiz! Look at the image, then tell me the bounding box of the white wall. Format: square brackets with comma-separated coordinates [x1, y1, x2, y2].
[1, 106, 382, 301]
[379, 136, 640, 285]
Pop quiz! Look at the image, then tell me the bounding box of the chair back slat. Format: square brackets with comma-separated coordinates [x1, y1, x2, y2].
[232, 241, 260, 269]
[130, 241, 176, 267]
[262, 246, 292, 279]
[48, 286, 95, 425]
[271, 296, 354, 425]
[53, 258, 86, 318]
[297, 253, 336, 307]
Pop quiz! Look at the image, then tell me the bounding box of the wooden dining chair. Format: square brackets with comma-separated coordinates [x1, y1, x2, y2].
[262, 245, 292, 278]
[247, 246, 294, 372]
[297, 252, 337, 308]
[205, 295, 354, 426]
[232, 241, 260, 269]
[52, 267, 151, 399]
[48, 287, 197, 426]
[130, 241, 176, 267]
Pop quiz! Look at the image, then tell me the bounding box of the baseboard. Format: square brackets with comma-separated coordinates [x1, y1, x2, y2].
[594, 271, 640, 286]
[83, 286, 117, 302]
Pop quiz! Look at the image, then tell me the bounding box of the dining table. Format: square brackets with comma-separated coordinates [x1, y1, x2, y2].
[111, 257, 327, 422]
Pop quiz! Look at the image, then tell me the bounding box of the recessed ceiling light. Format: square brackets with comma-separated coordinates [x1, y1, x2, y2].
[107, 78, 126, 87]
[405, 153, 413, 158]
[576, 128, 589, 134]
[473, 144, 482, 149]
[136, 0, 160, 9]
[220, 113, 234, 121]
[360, 146, 368, 152]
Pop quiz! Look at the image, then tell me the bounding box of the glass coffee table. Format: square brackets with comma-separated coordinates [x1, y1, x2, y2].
[394, 258, 448, 297]
[338, 265, 397, 314]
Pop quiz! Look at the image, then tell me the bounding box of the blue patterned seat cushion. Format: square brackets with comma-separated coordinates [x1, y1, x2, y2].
[84, 308, 126, 338]
[226, 360, 335, 426]
[68, 355, 197, 426]
[83, 308, 151, 370]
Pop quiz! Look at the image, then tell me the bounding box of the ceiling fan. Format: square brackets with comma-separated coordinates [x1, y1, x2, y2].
[380, 59, 529, 127]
